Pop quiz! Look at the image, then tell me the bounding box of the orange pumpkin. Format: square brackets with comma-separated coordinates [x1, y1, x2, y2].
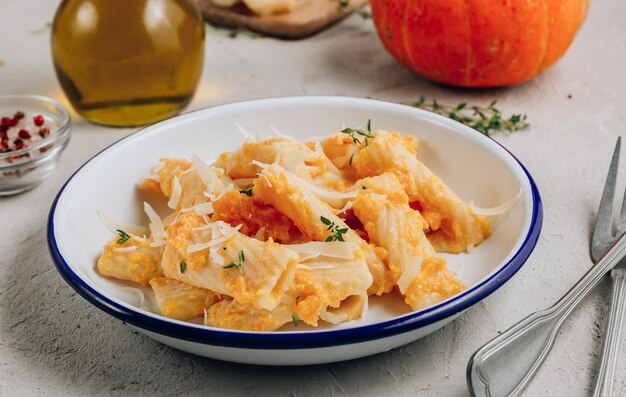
[370, 0, 591, 87]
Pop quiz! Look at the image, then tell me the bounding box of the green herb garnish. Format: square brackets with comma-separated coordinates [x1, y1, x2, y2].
[240, 184, 254, 197]
[180, 259, 187, 274]
[223, 250, 245, 272]
[115, 229, 131, 245]
[320, 216, 348, 242]
[341, 119, 374, 146]
[408, 97, 529, 136]
[292, 314, 300, 327]
[338, 0, 349, 9]
[348, 153, 355, 166]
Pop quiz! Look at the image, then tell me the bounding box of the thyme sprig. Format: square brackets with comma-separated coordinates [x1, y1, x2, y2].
[292, 314, 300, 327]
[320, 216, 348, 242]
[115, 229, 131, 245]
[341, 118, 373, 145]
[223, 250, 245, 272]
[180, 259, 187, 274]
[408, 97, 529, 136]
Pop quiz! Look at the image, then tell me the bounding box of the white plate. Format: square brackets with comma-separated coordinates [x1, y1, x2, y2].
[47, 96, 542, 365]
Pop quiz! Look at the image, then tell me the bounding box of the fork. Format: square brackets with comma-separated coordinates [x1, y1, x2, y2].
[591, 137, 626, 397]
[467, 138, 626, 397]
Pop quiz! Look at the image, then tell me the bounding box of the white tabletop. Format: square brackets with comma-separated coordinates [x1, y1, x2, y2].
[1, 0, 625, 395]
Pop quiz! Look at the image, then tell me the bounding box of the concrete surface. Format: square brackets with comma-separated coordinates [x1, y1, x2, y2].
[1, 0, 626, 395]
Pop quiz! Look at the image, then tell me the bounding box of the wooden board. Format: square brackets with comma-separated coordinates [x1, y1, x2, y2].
[198, 0, 369, 39]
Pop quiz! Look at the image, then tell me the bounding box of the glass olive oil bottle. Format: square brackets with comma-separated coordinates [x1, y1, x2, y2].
[51, 0, 205, 127]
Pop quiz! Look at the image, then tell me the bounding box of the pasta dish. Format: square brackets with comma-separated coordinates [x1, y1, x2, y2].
[96, 124, 498, 331]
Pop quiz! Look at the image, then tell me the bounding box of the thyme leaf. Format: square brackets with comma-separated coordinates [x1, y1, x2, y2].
[115, 229, 131, 245]
[341, 119, 374, 145]
[223, 250, 245, 272]
[320, 216, 348, 242]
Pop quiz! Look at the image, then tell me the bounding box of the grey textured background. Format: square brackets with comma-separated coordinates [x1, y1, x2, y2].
[1, 0, 626, 395]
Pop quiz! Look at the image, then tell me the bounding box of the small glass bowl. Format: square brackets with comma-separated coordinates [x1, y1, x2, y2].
[0, 95, 71, 196]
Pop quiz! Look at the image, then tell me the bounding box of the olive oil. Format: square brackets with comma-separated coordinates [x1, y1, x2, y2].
[51, 0, 205, 127]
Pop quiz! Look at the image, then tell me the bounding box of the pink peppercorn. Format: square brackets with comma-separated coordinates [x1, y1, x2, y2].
[18, 129, 31, 140]
[14, 139, 25, 150]
[38, 128, 50, 138]
[33, 115, 44, 126]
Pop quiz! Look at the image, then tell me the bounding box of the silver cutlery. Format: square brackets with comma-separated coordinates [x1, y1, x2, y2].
[467, 138, 626, 397]
[590, 138, 626, 397]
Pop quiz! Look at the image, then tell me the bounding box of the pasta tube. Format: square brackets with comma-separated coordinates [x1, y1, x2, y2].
[352, 130, 490, 253]
[161, 213, 299, 311]
[149, 277, 220, 320]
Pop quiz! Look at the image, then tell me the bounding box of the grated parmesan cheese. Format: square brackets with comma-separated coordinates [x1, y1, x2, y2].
[236, 123, 255, 142]
[167, 176, 182, 209]
[119, 287, 146, 308]
[270, 124, 291, 139]
[297, 263, 336, 270]
[253, 226, 266, 241]
[252, 160, 270, 169]
[113, 246, 138, 253]
[143, 202, 167, 247]
[337, 201, 353, 216]
[187, 224, 242, 254]
[469, 189, 522, 217]
[286, 170, 357, 200]
[397, 256, 423, 294]
[153, 161, 165, 173]
[209, 246, 225, 266]
[193, 202, 214, 216]
[213, 184, 234, 202]
[287, 241, 354, 260]
[314, 141, 324, 156]
[96, 210, 147, 236]
[192, 154, 217, 192]
[257, 173, 273, 188]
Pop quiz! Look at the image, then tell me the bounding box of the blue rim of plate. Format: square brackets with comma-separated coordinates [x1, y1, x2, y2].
[47, 97, 543, 350]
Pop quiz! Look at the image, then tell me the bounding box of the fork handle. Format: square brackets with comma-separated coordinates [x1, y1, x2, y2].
[467, 234, 626, 397]
[592, 269, 626, 397]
